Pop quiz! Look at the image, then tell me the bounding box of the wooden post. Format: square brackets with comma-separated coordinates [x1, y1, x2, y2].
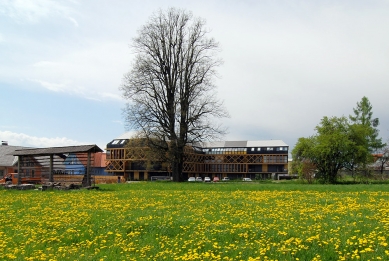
[49, 155, 54, 182]
[17, 156, 22, 185]
[87, 151, 91, 186]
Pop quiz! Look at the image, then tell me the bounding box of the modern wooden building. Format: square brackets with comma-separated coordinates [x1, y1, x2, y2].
[106, 135, 289, 181]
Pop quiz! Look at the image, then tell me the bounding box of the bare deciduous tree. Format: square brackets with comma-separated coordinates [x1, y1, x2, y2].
[120, 8, 228, 181]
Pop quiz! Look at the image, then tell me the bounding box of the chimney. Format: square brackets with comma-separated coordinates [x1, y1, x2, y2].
[1, 141, 8, 146]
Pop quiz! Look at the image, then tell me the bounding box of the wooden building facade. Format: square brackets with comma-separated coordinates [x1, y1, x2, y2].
[106, 138, 289, 181]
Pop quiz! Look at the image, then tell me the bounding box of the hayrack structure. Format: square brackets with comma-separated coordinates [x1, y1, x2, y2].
[11, 145, 103, 186]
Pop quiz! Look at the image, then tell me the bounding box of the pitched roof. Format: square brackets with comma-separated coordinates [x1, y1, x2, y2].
[0, 145, 27, 167]
[12, 145, 103, 156]
[106, 139, 129, 148]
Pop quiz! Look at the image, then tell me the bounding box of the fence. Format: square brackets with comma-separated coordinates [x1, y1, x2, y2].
[47, 175, 123, 185]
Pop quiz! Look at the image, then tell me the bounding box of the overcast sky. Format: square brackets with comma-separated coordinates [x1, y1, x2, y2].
[1, 0, 388, 152]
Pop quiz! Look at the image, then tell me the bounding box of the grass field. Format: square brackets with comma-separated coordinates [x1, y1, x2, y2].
[1, 181, 389, 261]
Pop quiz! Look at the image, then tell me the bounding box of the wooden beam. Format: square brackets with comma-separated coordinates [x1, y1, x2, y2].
[17, 156, 22, 185]
[49, 155, 54, 182]
[86, 151, 91, 186]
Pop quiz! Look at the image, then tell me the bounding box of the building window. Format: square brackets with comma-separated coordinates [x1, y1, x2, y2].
[267, 147, 273, 151]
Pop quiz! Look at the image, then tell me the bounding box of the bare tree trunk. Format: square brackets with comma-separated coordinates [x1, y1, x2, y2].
[121, 8, 228, 181]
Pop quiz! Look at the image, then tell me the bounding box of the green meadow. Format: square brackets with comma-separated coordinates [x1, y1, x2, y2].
[1, 182, 389, 261]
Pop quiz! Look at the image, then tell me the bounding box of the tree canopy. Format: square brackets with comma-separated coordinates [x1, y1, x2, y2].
[292, 97, 384, 183]
[120, 8, 228, 181]
[349, 96, 383, 151]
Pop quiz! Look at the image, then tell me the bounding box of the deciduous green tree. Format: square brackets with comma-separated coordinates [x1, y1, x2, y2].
[294, 116, 352, 183]
[292, 97, 384, 184]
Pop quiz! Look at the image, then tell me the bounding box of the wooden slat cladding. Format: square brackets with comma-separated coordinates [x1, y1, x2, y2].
[107, 145, 288, 175]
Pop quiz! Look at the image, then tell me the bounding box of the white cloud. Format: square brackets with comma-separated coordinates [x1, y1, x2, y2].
[0, 130, 83, 148]
[98, 92, 123, 101]
[67, 16, 78, 27]
[0, 131, 108, 152]
[27, 41, 131, 101]
[29, 76, 124, 102]
[30, 79, 68, 92]
[33, 61, 57, 67]
[0, 0, 78, 26]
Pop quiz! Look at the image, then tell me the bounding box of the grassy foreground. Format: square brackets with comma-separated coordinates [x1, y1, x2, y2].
[1, 182, 389, 261]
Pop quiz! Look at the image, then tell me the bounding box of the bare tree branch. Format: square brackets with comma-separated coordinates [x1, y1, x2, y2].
[120, 8, 228, 181]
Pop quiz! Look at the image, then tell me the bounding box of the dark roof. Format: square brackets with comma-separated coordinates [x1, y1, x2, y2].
[106, 139, 129, 149]
[0, 145, 27, 166]
[12, 145, 103, 156]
